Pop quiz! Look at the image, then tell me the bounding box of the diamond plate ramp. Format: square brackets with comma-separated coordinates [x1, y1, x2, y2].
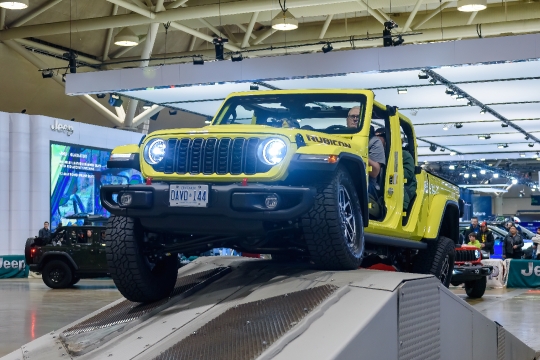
[152, 284, 338, 360]
[61, 267, 230, 355]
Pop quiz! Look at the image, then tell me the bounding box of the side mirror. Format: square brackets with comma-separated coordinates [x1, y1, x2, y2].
[414, 166, 422, 175]
[386, 105, 397, 117]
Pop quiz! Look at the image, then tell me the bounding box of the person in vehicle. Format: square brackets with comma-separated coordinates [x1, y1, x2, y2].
[503, 226, 524, 259]
[532, 227, 540, 260]
[463, 217, 480, 239]
[478, 221, 495, 255]
[467, 233, 481, 249]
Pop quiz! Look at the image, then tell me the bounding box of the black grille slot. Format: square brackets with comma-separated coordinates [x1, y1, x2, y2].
[456, 249, 477, 262]
[156, 137, 273, 175]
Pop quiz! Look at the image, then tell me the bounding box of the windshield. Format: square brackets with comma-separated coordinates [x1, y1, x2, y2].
[214, 93, 367, 134]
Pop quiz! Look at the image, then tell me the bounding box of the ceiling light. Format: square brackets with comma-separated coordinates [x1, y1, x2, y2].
[322, 42, 333, 53]
[440, 148, 445, 152]
[0, 0, 28, 9]
[464, 173, 470, 178]
[493, 173, 499, 178]
[520, 153, 526, 158]
[271, 9, 299, 31]
[445, 88, 454, 96]
[529, 143, 535, 148]
[450, 151, 457, 156]
[429, 78, 437, 85]
[193, 56, 204, 65]
[41, 70, 53, 79]
[457, 0, 487, 12]
[443, 124, 449, 131]
[455, 123, 463, 129]
[231, 53, 243, 62]
[250, 84, 259, 91]
[429, 144, 437, 152]
[449, 165, 456, 170]
[96, 93, 106, 99]
[467, 101, 473, 106]
[418, 71, 429, 80]
[480, 169, 486, 174]
[472, 173, 477, 178]
[142, 102, 152, 110]
[501, 123, 509, 128]
[397, 88, 407, 94]
[480, 108, 486, 114]
[114, 28, 139, 47]
[512, 179, 518, 185]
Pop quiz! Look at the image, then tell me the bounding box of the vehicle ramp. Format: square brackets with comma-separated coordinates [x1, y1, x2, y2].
[3, 257, 537, 360]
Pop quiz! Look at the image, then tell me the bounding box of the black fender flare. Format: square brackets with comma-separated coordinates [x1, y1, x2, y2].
[38, 252, 78, 271]
[435, 200, 460, 245]
[338, 153, 370, 227]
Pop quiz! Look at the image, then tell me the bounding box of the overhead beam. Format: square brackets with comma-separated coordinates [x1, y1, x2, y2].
[165, 0, 188, 10]
[132, 105, 164, 127]
[222, 25, 239, 45]
[130, 0, 148, 9]
[319, 14, 333, 39]
[236, 23, 257, 40]
[14, 38, 101, 65]
[0, 8, 5, 30]
[0, 0, 353, 40]
[102, 4, 119, 61]
[8, 0, 63, 28]
[402, 0, 424, 33]
[466, 11, 479, 25]
[198, 18, 222, 37]
[355, 0, 386, 25]
[252, 28, 276, 45]
[169, 22, 241, 51]
[377, 8, 391, 22]
[106, 0, 156, 19]
[413, 1, 452, 30]
[241, 12, 259, 48]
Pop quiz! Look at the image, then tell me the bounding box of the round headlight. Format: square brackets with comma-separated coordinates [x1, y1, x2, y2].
[475, 250, 481, 259]
[144, 138, 166, 165]
[258, 138, 287, 165]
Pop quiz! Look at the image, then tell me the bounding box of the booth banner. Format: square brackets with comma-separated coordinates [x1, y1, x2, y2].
[506, 260, 540, 288]
[482, 259, 506, 288]
[0, 256, 29, 278]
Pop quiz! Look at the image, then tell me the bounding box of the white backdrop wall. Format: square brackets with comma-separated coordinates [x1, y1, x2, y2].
[0, 112, 143, 256]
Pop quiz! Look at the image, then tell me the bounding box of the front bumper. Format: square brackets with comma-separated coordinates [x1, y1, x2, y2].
[100, 183, 316, 235]
[452, 264, 493, 283]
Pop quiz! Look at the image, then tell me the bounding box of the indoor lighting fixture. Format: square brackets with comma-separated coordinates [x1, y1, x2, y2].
[528, 143, 534, 148]
[520, 153, 526, 158]
[478, 134, 491, 140]
[501, 123, 509, 128]
[41, 70, 53, 79]
[418, 71, 429, 80]
[449, 165, 456, 170]
[480, 158, 485, 161]
[322, 42, 333, 53]
[480, 108, 486, 114]
[204, 120, 212, 124]
[108, 94, 123, 107]
[231, 53, 243, 62]
[443, 124, 449, 131]
[472, 173, 477, 178]
[511, 179, 518, 185]
[450, 151, 457, 156]
[464, 173, 470, 178]
[457, 0, 487, 12]
[493, 173, 499, 178]
[445, 88, 454, 96]
[96, 93, 106, 99]
[525, 135, 530, 140]
[429, 78, 437, 85]
[440, 148, 446, 152]
[250, 84, 259, 91]
[168, 109, 177, 115]
[142, 102, 152, 110]
[429, 144, 437, 152]
[193, 56, 204, 65]
[535, 152, 540, 158]
[455, 123, 463, 129]
[397, 88, 407, 94]
[0, 0, 28, 9]
[213, 36, 228, 60]
[480, 170, 486, 175]
[271, 9, 298, 31]
[114, 28, 139, 47]
[497, 143, 508, 148]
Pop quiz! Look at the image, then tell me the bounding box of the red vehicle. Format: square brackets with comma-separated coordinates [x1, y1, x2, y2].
[451, 244, 493, 298]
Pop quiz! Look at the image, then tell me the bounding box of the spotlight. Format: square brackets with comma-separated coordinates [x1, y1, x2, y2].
[168, 109, 177, 115]
[512, 179, 518, 185]
[455, 123, 463, 129]
[429, 144, 437, 152]
[63, 50, 78, 74]
[97, 93, 106, 99]
[493, 173, 499, 178]
[520, 153, 526, 157]
[443, 124, 449, 131]
[449, 165, 456, 170]
[193, 56, 204, 65]
[42, 70, 53, 79]
[445, 88, 454, 96]
[450, 151, 457, 156]
[231, 53, 243, 62]
[322, 42, 333, 53]
[525, 135, 530, 140]
[478, 135, 486, 140]
[70, 118, 75, 122]
[108, 94, 123, 107]
[467, 101, 473, 106]
[480, 169, 486, 174]
[440, 148, 446, 152]
[429, 78, 437, 85]
[529, 143, 535, 148]
[250, 84, 259, 91]
[271, 9, 299, 31]
[21, 109, 26, 113]
[383, 20, 398, 47]
[418, 71, 429, 80]
[480, 108, 486, 114]
[114, 27, 139, 47]
[397, 88, 407, 94]
[392, 35, 404, 46]
[213, 36, 228, 60]
[501, 123, 509, 128]
[0, 0, 28, 9]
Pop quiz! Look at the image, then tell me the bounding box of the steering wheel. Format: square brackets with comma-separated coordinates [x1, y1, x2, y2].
[325, 125, 348, 131]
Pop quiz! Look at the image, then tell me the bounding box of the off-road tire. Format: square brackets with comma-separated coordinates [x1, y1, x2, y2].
[42, 260, 73, 289]
[413, 236, 455, 287]
[106, 215, 178, 303]
[70, 276, 81, 286]
[465, 276, 487, 298]
[301, 165, 364, 270]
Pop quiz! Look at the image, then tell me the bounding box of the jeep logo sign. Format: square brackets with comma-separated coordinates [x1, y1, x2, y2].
[521, 262, 540, 277]
[506, 260, 540, 288]
[0, 258, 25, 270]
[51, 120, 74, 136]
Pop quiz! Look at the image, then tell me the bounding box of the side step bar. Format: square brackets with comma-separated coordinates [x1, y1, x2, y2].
[365, 233, 428, 250]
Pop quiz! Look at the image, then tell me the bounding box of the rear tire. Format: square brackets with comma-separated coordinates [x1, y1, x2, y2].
[465, 276, 487, 298]
[70, 276, 81, 286]
[301, 166, 364, 270]
[413, 236, 455, 287]
[106, 215, 178, 303]
[42, 260, 73, 289]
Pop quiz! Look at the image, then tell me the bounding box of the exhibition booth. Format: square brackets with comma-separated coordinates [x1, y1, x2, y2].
[0, 112, 142, 262]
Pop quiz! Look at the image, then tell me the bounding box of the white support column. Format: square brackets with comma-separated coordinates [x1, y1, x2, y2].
[319, 14, 334, 39]
[188, 34, 197, 51]
[413, 1, 452, 30]
[14, 38, 101, 65]
[402, 0, 424, 33]
[107, 0, 156, 18]
[9, 0, 63, 28]
[103, 4, 119, 61]
[0, 8, 7, 29]
[114, 103, 126, 120]
[241, 12, 259, 48]
[0, 112, 10, 254]
[30, 115, 51, 242]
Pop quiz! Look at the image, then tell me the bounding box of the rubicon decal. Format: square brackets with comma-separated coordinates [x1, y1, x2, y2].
[306, 134, 351, 148]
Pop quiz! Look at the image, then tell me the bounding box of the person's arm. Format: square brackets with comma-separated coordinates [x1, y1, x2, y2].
[502, 236, 507, 257]
[485, 232, 495, 252]
[368, 159, 380, 178]
[516, 235, 524, 249]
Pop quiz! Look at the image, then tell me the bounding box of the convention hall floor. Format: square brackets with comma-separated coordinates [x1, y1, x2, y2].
[1, 279, 539, 357]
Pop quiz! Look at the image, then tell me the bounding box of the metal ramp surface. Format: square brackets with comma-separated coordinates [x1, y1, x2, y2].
[3, 257, 537, 360]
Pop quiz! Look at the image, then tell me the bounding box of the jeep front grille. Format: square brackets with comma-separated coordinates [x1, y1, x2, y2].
[155, 137, 271, 175]
[455, 249, 478, 262]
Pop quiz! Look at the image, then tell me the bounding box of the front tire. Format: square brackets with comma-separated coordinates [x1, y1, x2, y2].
[301, 166, 365, 270]
[42, 260, 73, 289]
[106, 215, 178, 303]
[465, 276, 487, 298]
[413, 236, 455, 287]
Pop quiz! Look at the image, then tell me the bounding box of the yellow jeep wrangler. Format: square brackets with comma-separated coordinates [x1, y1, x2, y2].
[101, 90, 461, 303]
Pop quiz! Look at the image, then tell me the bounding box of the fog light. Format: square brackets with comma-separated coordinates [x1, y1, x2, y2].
[120, 193, 132, 207]
[265, 194, 279, 209]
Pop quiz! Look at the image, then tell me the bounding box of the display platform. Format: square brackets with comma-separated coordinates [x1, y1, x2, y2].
[2, 257, 537, 360]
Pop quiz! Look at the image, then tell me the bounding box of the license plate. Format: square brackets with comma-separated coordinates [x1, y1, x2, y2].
[169, 184, 209, 207]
